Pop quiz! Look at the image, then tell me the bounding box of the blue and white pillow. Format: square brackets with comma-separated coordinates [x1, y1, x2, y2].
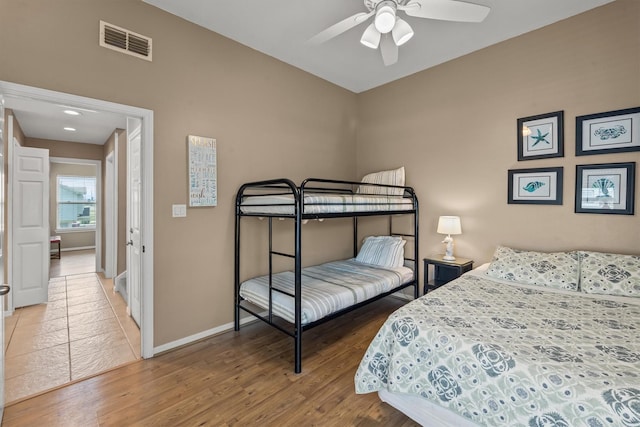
[355, 236, 406, 268]
[579, 251, 640, 297]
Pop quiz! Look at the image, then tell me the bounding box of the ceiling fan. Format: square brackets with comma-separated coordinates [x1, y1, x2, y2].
[310, 0, 490, 66]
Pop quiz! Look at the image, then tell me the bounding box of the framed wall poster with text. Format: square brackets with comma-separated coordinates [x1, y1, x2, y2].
[188, 135, 217, 207]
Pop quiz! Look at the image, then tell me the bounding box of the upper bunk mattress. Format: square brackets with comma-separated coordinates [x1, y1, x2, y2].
[239, 193, 414, 215]
[239, 259, 414, 325]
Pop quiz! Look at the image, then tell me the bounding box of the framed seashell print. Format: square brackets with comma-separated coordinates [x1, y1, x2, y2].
[508, 167, 563, 205]
[576, 107, 640, 156]
[517, 111, 564, 161]
[575, 162, 635, 215]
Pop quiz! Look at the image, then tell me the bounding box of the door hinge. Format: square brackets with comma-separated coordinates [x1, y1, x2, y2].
[143, 245, 146, 253]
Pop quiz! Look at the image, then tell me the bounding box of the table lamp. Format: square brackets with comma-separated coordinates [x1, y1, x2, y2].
[437, 216, 462, 261]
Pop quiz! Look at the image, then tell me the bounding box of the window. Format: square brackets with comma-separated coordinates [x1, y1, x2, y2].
[57, 176, 96, 230]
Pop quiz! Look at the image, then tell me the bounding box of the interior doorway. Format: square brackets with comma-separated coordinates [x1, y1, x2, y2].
[0, 81, 154, 379]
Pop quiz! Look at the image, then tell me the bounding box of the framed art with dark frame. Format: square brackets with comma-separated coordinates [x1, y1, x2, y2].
[576, 106, 640, 156]
[575, 162, 635, 215]
[517, 111, 564, 161]
[508, 167, 563, 205]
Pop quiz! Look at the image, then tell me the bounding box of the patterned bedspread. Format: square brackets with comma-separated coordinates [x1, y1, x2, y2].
[355, 271, 640, 426]
[240, 259, 413, 325]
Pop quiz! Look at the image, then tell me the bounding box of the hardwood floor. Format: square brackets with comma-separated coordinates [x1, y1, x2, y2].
[3, 297, 420, 426]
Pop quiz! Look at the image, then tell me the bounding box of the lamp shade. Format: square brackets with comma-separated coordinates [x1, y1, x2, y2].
[437, 216, 462, 235]
[360, 23, 381, 49]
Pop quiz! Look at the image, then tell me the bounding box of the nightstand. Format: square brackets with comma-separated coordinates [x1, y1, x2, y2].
[423, 255, 474, 294]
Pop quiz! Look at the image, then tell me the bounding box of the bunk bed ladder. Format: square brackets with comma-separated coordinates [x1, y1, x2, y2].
[262, 198, 303, 373]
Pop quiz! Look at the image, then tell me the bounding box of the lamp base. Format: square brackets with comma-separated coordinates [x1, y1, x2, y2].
[442, 255, 456, 261]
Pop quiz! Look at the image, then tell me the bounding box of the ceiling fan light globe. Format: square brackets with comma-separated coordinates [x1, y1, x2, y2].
[360, 23, 381, 49]
[375, 4, 396, 33]
[392, 18, 414, 46]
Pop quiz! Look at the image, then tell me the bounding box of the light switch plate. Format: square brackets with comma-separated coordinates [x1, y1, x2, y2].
[172, 204, 187, 217]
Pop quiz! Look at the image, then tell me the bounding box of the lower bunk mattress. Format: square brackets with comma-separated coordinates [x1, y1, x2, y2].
[239, 259, 414, 326]
[355, 269, 640, 426]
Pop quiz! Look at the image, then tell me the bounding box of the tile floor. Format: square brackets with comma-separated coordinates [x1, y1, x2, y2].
[4, 250, 141, 404]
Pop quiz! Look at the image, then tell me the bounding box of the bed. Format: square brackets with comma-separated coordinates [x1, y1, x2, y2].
[234, 168, 419, 373]
[355, 247, 640, 426]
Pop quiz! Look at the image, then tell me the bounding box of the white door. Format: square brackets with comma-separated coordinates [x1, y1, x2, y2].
[12, 143, 50, 308]
[126, 117, 142, 326]
[0, 284, 9, 422]
[0, 94, 7, 422]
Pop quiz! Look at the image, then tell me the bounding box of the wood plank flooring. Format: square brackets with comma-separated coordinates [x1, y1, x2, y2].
[3, 297, 420, 426]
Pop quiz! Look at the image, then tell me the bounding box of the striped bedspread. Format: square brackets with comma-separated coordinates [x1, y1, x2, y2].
[240, 193, 414, 215]
[239, 259, 414, 325]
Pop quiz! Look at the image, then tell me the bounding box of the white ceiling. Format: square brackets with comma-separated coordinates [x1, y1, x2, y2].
[3, 0, 614, 145]
[4, 94, 126, 145]
[143, 0, 614, 93]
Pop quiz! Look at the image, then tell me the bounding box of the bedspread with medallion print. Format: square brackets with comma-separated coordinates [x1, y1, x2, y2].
[355, 272, 640, 426]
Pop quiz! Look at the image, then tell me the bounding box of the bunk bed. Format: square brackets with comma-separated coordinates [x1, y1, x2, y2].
[234, 173, 419, 373]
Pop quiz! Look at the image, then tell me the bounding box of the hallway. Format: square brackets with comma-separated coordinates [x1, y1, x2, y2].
[4, 250, 140, 403]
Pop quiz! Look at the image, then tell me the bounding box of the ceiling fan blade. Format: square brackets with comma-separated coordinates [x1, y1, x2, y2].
[380, 34, 398, 66]
[400, 0, 490, 22]
[309, 11, 375, 45]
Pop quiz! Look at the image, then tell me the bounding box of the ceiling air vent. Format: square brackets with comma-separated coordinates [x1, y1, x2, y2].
[100, 21, 152, 61]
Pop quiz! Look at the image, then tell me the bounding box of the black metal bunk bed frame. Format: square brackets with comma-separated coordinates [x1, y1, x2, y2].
[234, 178, 419, 373]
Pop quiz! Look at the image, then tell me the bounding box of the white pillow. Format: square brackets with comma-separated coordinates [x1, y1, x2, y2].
[358, 167, 405, 196]
[579, 251, 640, 297]
[485, 246, 580, 291]
[355, 236, 406, 268]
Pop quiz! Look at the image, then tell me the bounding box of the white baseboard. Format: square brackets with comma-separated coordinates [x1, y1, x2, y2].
[151, 290, 419, 356]
[60, 246, 96, 252]
[153, 314, 259, 355]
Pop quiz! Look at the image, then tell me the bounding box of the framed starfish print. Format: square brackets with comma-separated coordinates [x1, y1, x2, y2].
[517, 111, 564, 161]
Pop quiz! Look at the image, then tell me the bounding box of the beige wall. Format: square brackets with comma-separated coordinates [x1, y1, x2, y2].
[25, 137, 104, 161]
[1, 0, 637, 349]
[101, 128, 127, 276]
[357, 0, 640, 273]
[117, 130, 127, 276]
[49, 162, 97, 250]
[0, 0, 357, 346]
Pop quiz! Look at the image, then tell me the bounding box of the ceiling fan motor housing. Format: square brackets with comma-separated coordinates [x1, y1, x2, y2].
[372, 0, 397, 33]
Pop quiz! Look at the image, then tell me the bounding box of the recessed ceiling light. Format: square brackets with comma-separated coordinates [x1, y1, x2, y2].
[63, 110, 81, 116]
[57, 104, 97, 113]
[64, 127, 76, 132]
